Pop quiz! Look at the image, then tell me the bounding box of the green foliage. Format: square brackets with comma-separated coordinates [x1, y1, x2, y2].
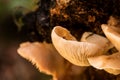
[9, 0, 39, 14]
[0, 0, 39, 21]
[0, 0, 39, 31]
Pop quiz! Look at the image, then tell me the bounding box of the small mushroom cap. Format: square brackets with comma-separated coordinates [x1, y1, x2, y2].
[101, 24, 120, 51]
[17, 42, 66, 75]
[88, 52, 120, 75]
[81, 32, 113, 53]
[51, 26, 104, 66]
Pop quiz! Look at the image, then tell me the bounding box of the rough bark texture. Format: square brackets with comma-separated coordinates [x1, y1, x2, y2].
[21, 0, 120, 41]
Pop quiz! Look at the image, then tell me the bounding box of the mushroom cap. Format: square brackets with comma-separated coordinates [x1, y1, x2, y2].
[88, 52, 120, 75]
[81, 32, 113, 53]
[101, 24, 120, 51]
[51, 26, 104, 66]
[17, 41, 88, 80]
[104, 68, 120, 75]
[17, 42, 66, 75]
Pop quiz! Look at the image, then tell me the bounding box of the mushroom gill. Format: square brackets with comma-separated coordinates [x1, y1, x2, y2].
[101, 24, 120, 51]
[88, 52, 120, 75]
[100, 23, 120, 75]
[17, 42, 87, 80]
[17, 42, 65, 75]
[81, 32, 113, 53]
[51, 26, 105, 66]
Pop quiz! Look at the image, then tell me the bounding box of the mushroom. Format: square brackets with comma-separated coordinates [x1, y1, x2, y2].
[51, 26, 106, 66]
[81, 32, 113, 53]
[86, 23, 120, 75]
[17, 42, 65, 76]
[101, 24, 120, 51]
[99, 23, 120, 75]
[88, 52, 120, 75]
[17, 42, 87, 80]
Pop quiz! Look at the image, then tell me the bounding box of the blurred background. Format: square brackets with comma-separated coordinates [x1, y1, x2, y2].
[0, 0, 52, 80]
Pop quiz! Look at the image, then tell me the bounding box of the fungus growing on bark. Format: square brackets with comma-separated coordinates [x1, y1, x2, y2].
[81, 32, 113, 53]
[17, 42, 87, 80]
[17, 42, 65, 75]
[94, 23, 120, 75]
[88, 52, 120, 75]
[101, 24, 120, 51]
[51, 26, 107, 66]
[87, 21, 120, 75]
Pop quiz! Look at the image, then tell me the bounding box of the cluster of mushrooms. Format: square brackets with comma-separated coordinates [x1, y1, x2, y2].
[51, 23, 120, 75]
[17, 17, 120, 80]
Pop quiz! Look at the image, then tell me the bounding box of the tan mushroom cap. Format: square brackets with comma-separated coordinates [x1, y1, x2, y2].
[17, 42, 88, 80]
[101, 24, 120, 51]
[81, 32, 113, 53]
[88, 52, 120, 75]
[51, 26, 104, 66]
[17, 42, 66, 75]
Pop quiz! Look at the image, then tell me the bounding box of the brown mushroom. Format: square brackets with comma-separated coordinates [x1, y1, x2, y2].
[17, 42, 65, 75]
[51, 26, 105, 66]
[88, 52, 120, 75]
[17, 42, 87, 80]
[81, 32, 113, 53]
[101, 24, 120, 51]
